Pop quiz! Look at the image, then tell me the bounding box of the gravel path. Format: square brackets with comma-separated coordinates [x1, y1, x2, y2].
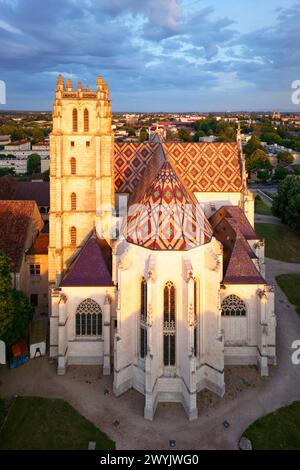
[1, 257, 300, 450]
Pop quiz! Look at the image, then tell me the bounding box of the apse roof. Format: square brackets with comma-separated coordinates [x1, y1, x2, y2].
[126, 159, 213, 251]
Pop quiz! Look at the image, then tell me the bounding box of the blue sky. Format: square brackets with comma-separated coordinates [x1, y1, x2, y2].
[0, 0, 300, 111]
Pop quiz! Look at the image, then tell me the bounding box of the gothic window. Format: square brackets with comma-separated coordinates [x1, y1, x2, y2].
[140, 277, 147, 359]
[194, 278, 198, 357]
[221, 295, 246, 317]
[84, 108, 89, 132]
[70, 157, 76, 175]
[71, 192, 77, 211]
[70, 226, 77, 246]
[72, 108, 78, 132]
[163, 281, 176, 367]
[75, 298, 102, 337]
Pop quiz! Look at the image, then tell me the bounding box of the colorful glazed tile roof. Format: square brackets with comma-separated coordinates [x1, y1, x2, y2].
[61, 235, 112, 287]
[114, 142, 242, 194]
[126, 160, 213, 250]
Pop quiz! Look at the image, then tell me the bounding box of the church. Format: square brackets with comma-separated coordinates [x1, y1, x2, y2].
[49, 74, 276, 420]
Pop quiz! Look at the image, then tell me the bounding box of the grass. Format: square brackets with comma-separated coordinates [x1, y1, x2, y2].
[276, 274, 300, 315]
[255, 197, 272, 215]
[0, 396, 115, 450]
[244, 401, 300, 449]
[255, 223, 300, 262]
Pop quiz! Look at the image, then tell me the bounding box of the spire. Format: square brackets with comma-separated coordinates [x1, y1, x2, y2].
[77, 81, 82, 91]
[97, 75, 102, 88]
[66, 78, 72, 91]
[56, 74, 64, 91]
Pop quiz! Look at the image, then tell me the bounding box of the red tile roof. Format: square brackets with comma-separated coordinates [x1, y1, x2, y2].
[61, 235, 112, 287]
[28, 232, 49, 254]
[210, 206, 258, 240]
[5, 139, 29, 146]
[0, 200, 36, 271]
[223, 237, 265, 284]
[0, 178, 50, 207]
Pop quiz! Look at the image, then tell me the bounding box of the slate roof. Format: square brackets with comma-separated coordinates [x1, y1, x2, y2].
[210, 206, 265, 285]
[0, 177, 49, 207]
[0, 200, 36, 271]
[61, 235, 112, 287]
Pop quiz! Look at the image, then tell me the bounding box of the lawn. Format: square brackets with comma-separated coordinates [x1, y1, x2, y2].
[243, 401, 300, 450]
[0, 397, 115, 450]
[255, 197, 272, 215]
[276, 274, 300, 315]
[255, 223, 300, 262]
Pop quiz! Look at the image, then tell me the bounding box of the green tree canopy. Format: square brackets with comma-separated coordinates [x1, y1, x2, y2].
[0, 251, 34, 347]
[274, 166, 289, 180]
[139, 128, 148, 142]
[244, 135, 264, 157]
[246, 149, 272, 173]
[178, 127, 192, 142]
[272, 176, 300, 231]
[27, 153, 41, 174]
[277, 151, 294, 166]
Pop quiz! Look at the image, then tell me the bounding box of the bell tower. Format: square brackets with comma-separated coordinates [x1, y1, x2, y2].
[48, 74, 114, 285]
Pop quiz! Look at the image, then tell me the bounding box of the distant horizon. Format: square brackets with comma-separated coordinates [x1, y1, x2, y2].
[1, 109, 300, 115]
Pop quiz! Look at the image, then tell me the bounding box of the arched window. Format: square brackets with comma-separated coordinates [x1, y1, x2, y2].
[70, 226, 77, 246]
[221, 295, 246, 317]
[71, 192, 77, 211]
[72, 108, 78, 132]
[84, 108, 89, 132]
[75, 298, 102, 336]
[194, 278, 198, 357]
[70, 157, 76, 175]
[140, 277, 147, 359]
[163, 281, 176, 367]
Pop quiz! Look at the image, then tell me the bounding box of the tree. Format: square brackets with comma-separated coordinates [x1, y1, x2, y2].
[246, 149, 272, 173]
[0, 251, 34, 347]
[42, 168, 50, 181]
[139, 128, 148, 142]
[272, 176, 300, 230]
[0, 251, 14, 341]
[27, 153, 41, 174]
[277, 151, 294, 166]
[257, 169, 271, 183]
[244, 135, 264, 157]
[274, 166, 288, 180]
[178, 127, 192, 142]
[0, 167, 15, 177]
[260, 131, 282, 145]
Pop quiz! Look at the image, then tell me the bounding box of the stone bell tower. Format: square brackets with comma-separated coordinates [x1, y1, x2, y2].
[48, 74, 114, 285]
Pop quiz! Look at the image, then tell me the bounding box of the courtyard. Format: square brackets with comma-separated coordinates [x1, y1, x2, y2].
[1, 252, 300, 450]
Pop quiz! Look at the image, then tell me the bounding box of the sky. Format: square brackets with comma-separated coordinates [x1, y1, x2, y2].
[0, 0, 300, 112]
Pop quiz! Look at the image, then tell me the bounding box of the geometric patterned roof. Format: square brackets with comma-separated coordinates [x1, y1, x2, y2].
[114, 142, 160, 193]
[164, 142, 242, 192]
[114, 142, 242, 194]
[126, 161, 213, 250]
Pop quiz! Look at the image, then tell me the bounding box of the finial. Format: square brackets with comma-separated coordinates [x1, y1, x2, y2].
[66, 78, 72, 91]
[97, 75, 102, 87]
[85, 84, 90, 91]
[56, 74, 64, 90]
[77, 81, 82, 90]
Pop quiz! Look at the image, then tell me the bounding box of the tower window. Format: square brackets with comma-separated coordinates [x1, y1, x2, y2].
[71, 141, 75, 147]
[86, 141, 90, 147]
[84, 108, 89, 132]
[72, 108, 78, 132]
[71, 192, 77, 211]
[70, 157, 76, 175]
[70, 226, 77, 246]
[140, 277, 147, 359]
[163, 281, 176, 367]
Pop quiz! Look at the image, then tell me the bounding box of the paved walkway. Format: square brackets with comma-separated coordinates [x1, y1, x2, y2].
[1, 255, 300, 450]
[255, 214, 281, 225]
